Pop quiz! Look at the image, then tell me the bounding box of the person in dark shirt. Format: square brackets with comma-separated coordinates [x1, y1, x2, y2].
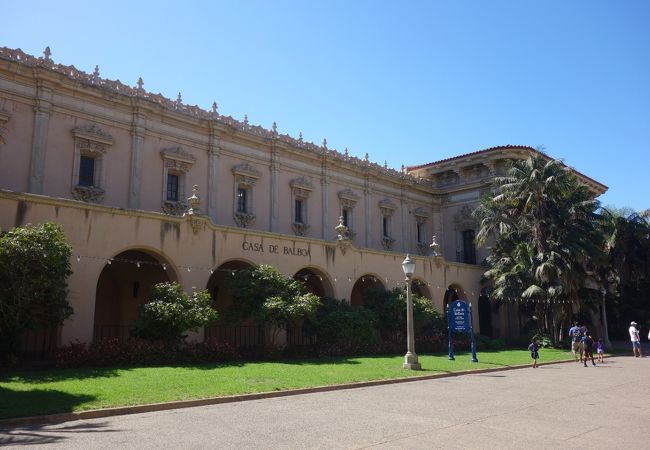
[580, 332, 596, 367]
[528, 340, 539, 368]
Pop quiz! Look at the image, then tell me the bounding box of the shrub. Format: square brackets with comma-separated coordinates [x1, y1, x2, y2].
[131, 282, 218, 343]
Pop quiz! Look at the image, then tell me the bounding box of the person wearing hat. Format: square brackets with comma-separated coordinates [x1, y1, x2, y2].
[629, 321, 643, 357]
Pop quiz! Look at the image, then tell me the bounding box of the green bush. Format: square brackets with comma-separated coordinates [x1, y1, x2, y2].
[131, 282, 218, 343]
[0, 223, 73, 365]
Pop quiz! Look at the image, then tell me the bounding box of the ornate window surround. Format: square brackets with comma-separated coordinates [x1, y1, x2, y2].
[338, 188, 360, 239]
[413, 207, 430, 254]
[71, 124, 113, 203]
[232, 162, 260, 228]
[160, 147, 196, 215]
[378, 198, 397, 250]
[290, 176, 313, 236]
[0, 110, 9, 146]
[453, 204, 478, 263]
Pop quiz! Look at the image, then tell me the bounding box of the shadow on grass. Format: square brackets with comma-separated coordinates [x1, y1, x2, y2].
[0, 386, 96, 420]
[0, 421, 119, 446]
[0, 367, 125, 384]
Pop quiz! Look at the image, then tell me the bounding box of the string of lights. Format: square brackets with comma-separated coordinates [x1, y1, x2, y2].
[73, 254, 576, 304]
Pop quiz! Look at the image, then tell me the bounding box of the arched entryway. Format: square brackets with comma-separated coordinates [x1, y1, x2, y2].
[350, 274, 386, 307]
[205, 259, 261, 348]
[478, 288, 493, 337]
[293, 267, 334, 298]
[94, 249, 176, 341]
[412, 279, 432, 300]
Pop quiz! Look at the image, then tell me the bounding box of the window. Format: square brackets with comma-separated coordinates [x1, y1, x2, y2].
[232, 163, 260, 228]
[166, 173, 179, 202]
[160, 147, 196, 216]
[382, 216, 390, 238]
[294, 199, 304, 224]
[79, 156, 95, 186]
[378, 198, 397, 250]
[342, 208, 350, 227]
[290, 176, 313, 236]
[71, 124, 113, 203]
[416, 222, 424, 244]
[462, 229, 477, 264]
[338, 189, 360, 240]
[413, 207, 430, 255]
[237, 187, 248, 213]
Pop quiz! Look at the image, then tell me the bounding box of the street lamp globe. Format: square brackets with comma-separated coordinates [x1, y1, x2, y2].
[402, 254, 415, 278]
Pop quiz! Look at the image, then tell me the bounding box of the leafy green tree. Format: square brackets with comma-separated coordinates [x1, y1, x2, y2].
[224, 265, 321, 345]
[131, 282, 218, 343]
[0, 223, 73, 364]
[475, 152, 603, 342]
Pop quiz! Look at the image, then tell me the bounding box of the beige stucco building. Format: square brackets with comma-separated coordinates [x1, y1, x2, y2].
[0, 47, 607, 351]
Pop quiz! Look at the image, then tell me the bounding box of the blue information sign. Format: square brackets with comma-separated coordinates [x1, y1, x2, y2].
[446, 299, 478, 363]
[450, 300, 471, 332]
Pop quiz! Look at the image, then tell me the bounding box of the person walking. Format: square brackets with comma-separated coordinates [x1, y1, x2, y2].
[629, 322, 643, 357]
[528, 339, 539, 368]
[568, 322, 581, 361]
[580, 332, 596, 367]
[596, 338, 605, 363]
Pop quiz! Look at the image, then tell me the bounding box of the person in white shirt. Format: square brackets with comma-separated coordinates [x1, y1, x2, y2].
[629, 321, 643, 357]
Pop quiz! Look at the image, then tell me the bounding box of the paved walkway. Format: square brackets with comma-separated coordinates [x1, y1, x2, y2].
[1, 355, 649, 449]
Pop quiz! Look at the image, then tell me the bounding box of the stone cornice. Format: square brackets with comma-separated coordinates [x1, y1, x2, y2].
[0, 46, 430, 190]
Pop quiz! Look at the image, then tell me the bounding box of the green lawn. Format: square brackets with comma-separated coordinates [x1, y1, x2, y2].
[0, 349, 572, 419]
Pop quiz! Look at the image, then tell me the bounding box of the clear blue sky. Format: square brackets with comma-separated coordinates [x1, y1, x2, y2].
[3, 1, 648, 211]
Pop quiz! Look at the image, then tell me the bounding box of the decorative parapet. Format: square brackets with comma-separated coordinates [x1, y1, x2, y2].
[72, 185, 105, 203]
[161, 201, 188, 216]
[0, 46, 432, 189]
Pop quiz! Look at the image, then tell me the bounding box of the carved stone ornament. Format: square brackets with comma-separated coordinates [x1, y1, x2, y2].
[160, 147, 196, 173]
[162, 200, 188, 216]
[72, 185, 105, 203]
[413, 207, 429, 224]
[416, 243, 429, 256]
[337, 189, 360, 209]
[381, 236, 395, 251]
[232, 162, 261, 186]
[292, 222, 311, 236]
[72, 124, 114, 145]
[290, 176, 314, 198]
[378, 198, 397, 217]
[234, 211, 256, 228]
[185, 185, 201, 215]
[335, 216, 354, 255]
[454, 205, 477, 230]
[189, 215, 206, 234]
[0, 111, 9, 145]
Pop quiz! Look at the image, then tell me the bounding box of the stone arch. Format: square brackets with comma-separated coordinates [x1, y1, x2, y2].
[293, 266, 334, 298]
[412, 278, 432, 300]
[204, 259, 261, 347]
[350, 274, 386, 307]
[443, 284, 466, 311]
[93, 248, 177, 342]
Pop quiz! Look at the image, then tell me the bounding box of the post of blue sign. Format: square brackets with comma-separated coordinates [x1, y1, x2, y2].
[446, 303, 454, 360]
[469, 302, 478, 362]
[447, 299, 478, 363]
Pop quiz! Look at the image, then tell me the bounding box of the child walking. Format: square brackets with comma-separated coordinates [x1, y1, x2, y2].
[596, 338, 604, 363]
[528, 340, 539, 368]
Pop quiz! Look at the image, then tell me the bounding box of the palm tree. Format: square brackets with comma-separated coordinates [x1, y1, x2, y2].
[475, 151, 603, 342]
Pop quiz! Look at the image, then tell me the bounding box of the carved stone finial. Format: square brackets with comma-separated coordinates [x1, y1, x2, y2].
[211, 101, 218, 116]
[176, 92, 183, 107]
[93, 65, 100, 80]
[335, 216, 352, 254]
[364, 152, 369, 162]
[384, 160, 388, 169]
[344, 147, 349, 158]
[42, 46, 52, 61]
[401, 164, 405, 173]
[298, 132, 303, 143]
[186, 184, 200, 215]
[430, 235, 441, 257]
[322, 138, 327, 149]
[136, 77, 144, 91]
[272, 122, 278, 135]
[243, 115, 249, 127]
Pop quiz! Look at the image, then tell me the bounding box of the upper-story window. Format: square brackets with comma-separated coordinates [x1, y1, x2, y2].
[160, 147, 196, 216]
[338, 189, 360, 240]
[379, 198, 397, 250]
[232, 162, 261, 228]
[71, 124, 113, 203]
[413, 207, 430, 255]
[454, 204, 479, 264]
[166, 173, 180, 202]
[290, 176, 313, 236]
[462, 229, 477, 265]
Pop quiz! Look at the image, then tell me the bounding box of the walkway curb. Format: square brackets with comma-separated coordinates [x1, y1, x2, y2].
[0, 358, 576, 428]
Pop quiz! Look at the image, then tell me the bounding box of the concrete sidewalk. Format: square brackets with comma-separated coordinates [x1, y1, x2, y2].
[1, 355, 649, 449]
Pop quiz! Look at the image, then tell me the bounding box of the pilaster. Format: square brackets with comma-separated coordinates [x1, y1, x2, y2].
[207, 121, 220, 223]
[28, 80, 52, 194]
[128, 103, 146, 209]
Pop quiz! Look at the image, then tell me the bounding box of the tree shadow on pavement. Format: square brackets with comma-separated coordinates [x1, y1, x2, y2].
[0, 421, 120, 446]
